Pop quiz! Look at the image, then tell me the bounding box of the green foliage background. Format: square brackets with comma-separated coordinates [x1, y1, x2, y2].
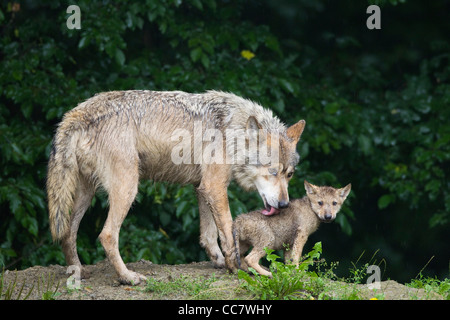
[0, 0, 448, 282]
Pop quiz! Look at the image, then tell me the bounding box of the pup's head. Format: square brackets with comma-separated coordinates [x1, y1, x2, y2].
[304, 180, 351, 223]
[235, 117, 305, 216]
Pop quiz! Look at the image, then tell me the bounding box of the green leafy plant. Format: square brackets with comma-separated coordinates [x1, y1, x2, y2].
[238, 242, 324, 300]
[408, 275, 450, 300]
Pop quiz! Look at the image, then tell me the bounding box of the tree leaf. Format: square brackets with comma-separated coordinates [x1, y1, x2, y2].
[190, 47, 202, 62]
[378, 194, 395, 209]
[115, 48, 126, 66]
[278, 78, 294, 94]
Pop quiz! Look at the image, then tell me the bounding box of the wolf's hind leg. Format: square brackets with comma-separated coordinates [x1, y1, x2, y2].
[62, 176, 95, 279]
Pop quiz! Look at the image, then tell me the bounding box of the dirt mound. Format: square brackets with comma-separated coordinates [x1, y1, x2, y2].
[0, 259, 443, 300]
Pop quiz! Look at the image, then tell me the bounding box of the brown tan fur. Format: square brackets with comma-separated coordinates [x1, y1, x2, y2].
[233, 180, 351, 277]
[46, 90, 305, 284]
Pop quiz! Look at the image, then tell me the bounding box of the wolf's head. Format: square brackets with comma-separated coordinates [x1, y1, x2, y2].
[304, 181, 351, 222]
[233, 117, 306, 216]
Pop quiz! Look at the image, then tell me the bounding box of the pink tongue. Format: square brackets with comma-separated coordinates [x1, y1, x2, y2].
[261, 206, 279, 216]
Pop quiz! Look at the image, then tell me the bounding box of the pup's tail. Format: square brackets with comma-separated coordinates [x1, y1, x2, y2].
[232, 222, 241, 268]
[47, 129, 79, 241]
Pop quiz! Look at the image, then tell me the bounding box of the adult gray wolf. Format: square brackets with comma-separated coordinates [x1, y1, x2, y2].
[233, 180, 351, 277]
[47, 90, 305, 284]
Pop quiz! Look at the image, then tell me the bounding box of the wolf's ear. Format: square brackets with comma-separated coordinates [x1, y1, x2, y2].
[246, 116, 262, 131]
[339, 183, 352, 199]
[287, 120, 306, 144]
[304, 180, 316, 195]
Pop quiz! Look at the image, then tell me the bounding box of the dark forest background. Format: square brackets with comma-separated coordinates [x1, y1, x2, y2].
[0, 0, 449, 283]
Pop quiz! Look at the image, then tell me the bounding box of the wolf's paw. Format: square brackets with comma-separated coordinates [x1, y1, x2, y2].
[212, 255, 226, 269]
[225, 253, 239, 273]
[118, 271, 147, 285]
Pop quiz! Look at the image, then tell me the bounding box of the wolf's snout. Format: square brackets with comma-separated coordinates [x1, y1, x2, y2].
[278, 201, 289, 209]
[324, 213, 333, 220]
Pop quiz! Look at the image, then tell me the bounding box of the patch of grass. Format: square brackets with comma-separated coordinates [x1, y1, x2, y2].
[144, 274, 241, 299]
[36, 272, 61, 300]
[346, 249, 387, 284]
[1, 269, 61, 300]
[237, 243, 393, 300]
[0, 269, 34, 300]
[407, 258, 450, 300]
[237, 244, 449, 300]
[407, 276, 449, 300]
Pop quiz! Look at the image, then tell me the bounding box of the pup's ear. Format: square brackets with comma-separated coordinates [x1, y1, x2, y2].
[339, 183, 352, 200]
[286, 119, 306, 144]
[304, 180, 317, 195]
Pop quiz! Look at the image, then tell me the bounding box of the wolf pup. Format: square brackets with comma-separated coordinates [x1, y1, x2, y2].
[233, 180, 351, 277]
[47, 90, 305, 284]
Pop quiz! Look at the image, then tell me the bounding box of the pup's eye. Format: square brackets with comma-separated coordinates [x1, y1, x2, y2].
[332, 201, 337, 206]
[318, 201, 323, 206]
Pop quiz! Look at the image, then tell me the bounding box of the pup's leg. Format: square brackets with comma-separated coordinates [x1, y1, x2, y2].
[98, 158, 146, 285]
[238, 240, 251, 271]
[197, 189, 225, 268]
[245, 247, 272, 277]
[62, 177, 95, 279]
[284, 248, 292, 264]
[289, 228, 308, 266]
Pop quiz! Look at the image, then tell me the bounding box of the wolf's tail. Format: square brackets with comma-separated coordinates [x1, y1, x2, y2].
[47, 127, 80, 241]
[232, 223, 241, 268]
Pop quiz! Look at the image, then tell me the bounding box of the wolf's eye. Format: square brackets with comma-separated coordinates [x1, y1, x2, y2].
[287, 172, 294, 178]
[318, 201, 323, 206]
[332, 201, 337, 206]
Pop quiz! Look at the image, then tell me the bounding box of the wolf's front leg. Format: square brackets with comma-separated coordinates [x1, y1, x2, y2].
[98, 157, 147, 285]
[197, 189, 225, 268]
[197, 168, 238, 272]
